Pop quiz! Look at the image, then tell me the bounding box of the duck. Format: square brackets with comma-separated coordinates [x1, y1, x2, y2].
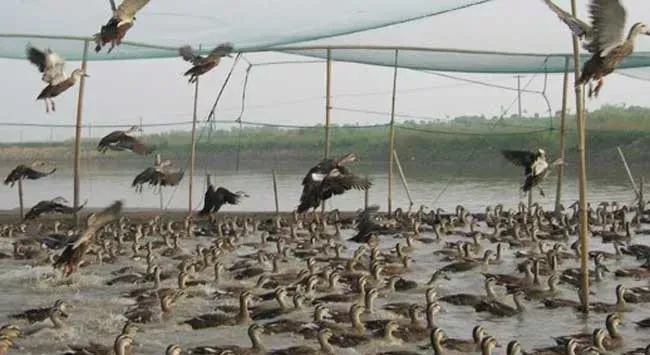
[474, 290, 526, 317]
[440, 248, 493, 273]
[438, 276, 498, 307]
[589, 284, 627, 313]
[268, 328, 336, 355]
[182, 291, 254, 329]
[9, 299, 69, 324]
[123, 291, 181, 324]
[188, 323, 266, 355]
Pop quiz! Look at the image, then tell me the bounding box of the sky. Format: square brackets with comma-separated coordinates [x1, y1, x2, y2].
[2, 0, 650, 143]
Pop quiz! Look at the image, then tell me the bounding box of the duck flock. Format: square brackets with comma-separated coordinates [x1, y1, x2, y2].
[3, 0, 650, 353]
[1, 174, 650, 355]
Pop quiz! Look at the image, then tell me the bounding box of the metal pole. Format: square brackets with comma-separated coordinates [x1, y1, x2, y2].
[554, 57, 570, 218]
[73, 39, 89, 226]
[321, 49, 332, 215]
[569, 0, 589, 314]
[189, 76, 200, 215]
[18, 178, 24, 219]
[272, 169, 280, 216]
[387, 49, 399, 217]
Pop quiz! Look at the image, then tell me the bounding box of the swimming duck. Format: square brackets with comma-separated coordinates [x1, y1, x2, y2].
[9, 299, 69, 324]
[183, 291, 254, 329]
[187, 323, 266, 355]
[268, 328, 336, 355]
[474, 289, 526, 317]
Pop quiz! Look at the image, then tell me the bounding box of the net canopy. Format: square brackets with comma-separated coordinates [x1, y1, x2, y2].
[276, 46, 650, 74]
[0, 0, 491, 60]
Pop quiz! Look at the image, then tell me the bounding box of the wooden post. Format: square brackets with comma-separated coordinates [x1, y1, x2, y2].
[387, 49, 399, 217]
[393, 150, 413, 209]
[527, 190, 533, 219]
[73, 39, 89, 226]
[324, 49, 332, 159]
[616, 146, 640, 198]
[188, 75, 200, 215]
[570, 0, 590, 314]
[272, 169, 280, 215]
[17, 178, 24, 219]
[364, 177, 369, 210]
[554, 57, 570, 218]
[321, 49, 332, 215]
[639, 176, 645, 212]
[159, 187, 164, 211]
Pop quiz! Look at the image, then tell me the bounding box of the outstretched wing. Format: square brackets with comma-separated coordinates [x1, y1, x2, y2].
[323, 173, 372, 197]
[71, 200, 123, 250]
[588, 0, 627, 56]
[116, 135, 155, 155]
[24, 167, 56, 181]
[26, 45, 65, 84]
[116, 0, 151, 19]
[501, 150, 537, 175]
[541, 0, 593, 39]
[161, 170, 184, 187]
[206, 43, 234, 59]
[215, 187, 243, 205]
[179, 45, 204, 65]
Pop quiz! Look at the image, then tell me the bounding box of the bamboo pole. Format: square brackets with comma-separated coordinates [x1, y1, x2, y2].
[554, 57, 570, 218]
[159, 187, 164, 211]
[364, 177, 369, 210]
[17, 178, 24, 219]
[639, 176, 645, 212]
[616, 146, 640, 198]
[569, 0, 590, 314]
[527, 190, 533, 219]
[387, 49, 399, 217]
[324, 49, 332, 158]
[393, 150, 413, 209]
[272, 169, 280, 216]
[188, 76, 200, 215]
[73, 39, 89, 226]
[321, 49, 332, 215]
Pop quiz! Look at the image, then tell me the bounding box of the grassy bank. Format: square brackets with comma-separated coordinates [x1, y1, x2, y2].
[1, 104, 649, 177]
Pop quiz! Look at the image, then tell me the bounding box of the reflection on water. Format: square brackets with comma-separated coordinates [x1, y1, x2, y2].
[0, 167, 636, 212]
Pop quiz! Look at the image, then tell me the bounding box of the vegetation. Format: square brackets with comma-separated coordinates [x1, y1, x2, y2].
[1, 104, 649, 177]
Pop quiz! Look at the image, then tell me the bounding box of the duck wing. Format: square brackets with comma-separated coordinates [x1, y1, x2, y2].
[588, 0, 627, 56]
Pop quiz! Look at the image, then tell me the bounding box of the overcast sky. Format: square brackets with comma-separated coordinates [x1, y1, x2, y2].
[2, 0, 650, 143]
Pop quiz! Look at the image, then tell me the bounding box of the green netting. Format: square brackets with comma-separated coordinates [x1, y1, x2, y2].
[277, 46, 650, 74]
[0, 0, 492, 60]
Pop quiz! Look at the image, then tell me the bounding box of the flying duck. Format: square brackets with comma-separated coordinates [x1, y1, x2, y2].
[53, 200, 123, 276]
[199, 184, 249, 216]
[24, 196, 87, 220]
[26, 45, 88, 113]
[94, 0, 151, 53]
[297, 152, 372, 215]
[502, 149, 563, 197]
[541, 0, 650, 97]
[179, 43, 234, 83]
[4, 161, 56, 187]
[97, 125, 155, 155]
[132, 155, 183, 193]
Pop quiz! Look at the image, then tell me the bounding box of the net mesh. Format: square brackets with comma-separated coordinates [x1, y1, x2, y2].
[0, 0, 492, 60]
[279, 47, 650, 74]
